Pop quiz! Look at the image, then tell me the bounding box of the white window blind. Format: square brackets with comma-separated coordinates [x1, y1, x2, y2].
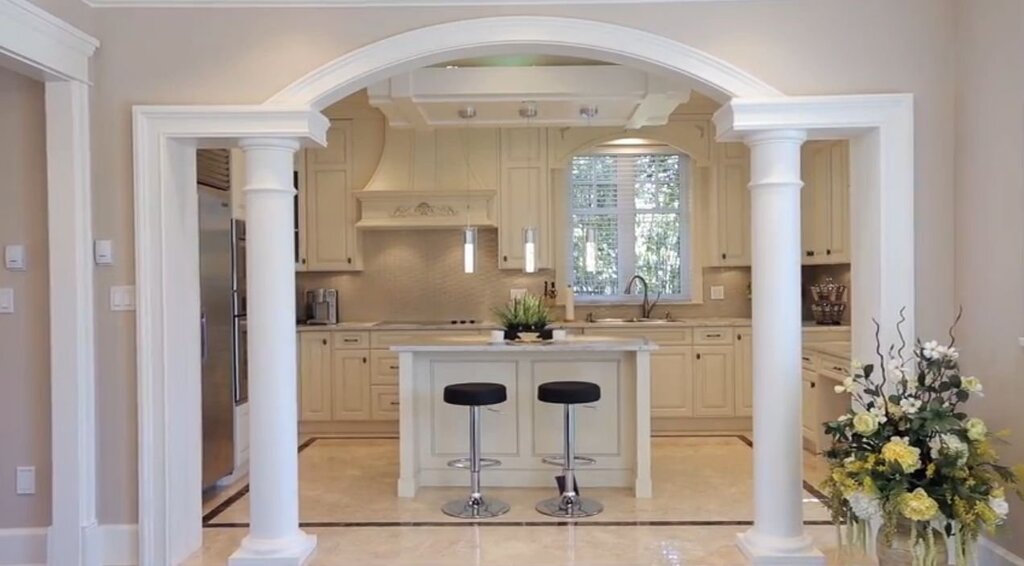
[569, 148, 692, 300]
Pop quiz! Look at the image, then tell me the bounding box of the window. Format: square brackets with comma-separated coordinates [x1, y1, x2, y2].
[569, 146, 693, 301]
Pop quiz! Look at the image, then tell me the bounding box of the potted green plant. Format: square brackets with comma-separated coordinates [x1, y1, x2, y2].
[493, 293, 552, 341]
[822, 311, 1022, 565]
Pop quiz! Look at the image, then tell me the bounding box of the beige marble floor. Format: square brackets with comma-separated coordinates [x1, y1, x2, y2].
[203, 435, 833, 525]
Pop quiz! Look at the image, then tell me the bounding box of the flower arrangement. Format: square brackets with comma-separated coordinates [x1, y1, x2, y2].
[493, 293, 551, 340]
[822, 310, 1022, 565]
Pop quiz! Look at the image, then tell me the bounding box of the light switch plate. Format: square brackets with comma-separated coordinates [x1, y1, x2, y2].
[0, 288, 13, 314]
[4, 245, 25, 271]
[510, 288, 527, 300]
[94, 240, 114, 266]
[110, 285, 136, 311]
[16, 466, 35, 495]
[710, 285, 725, 300]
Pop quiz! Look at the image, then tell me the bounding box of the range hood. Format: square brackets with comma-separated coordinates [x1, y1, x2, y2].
[355, 128, 498, 230]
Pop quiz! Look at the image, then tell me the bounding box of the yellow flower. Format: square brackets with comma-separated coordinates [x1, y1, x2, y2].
[926, 463, 936, 478]
[900, 488, 939, 522]
[976, 500, 999, 528]
[966, 418, 988, 441]
[853, 413, 879, 436]
[882, 437, 922, 473]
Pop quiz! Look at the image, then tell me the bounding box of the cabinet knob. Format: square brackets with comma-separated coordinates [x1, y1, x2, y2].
[321, 338, 327, 346]
[806, 250, 815, 257]
[696, 353, 701, 360]
[389, 401, 400, 406]
[347, 257, 352, 264]
[301, 258, 307, 265]
[721, 253, 726, 260]
[826, 249, 832, 256]
[363, 357, 368, 364]
[810, 381, 817, 389]
[503, 255, 508, 262]
[736, 334, 741, 341]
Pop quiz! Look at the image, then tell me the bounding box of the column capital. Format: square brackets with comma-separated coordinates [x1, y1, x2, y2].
[742, 129, 807, 147]
[238, 137, 302, 153]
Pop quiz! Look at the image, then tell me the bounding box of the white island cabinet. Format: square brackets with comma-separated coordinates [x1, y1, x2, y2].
[392, 336, 657, 498]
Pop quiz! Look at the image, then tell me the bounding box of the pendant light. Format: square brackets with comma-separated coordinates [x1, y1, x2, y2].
[523, 226, 538, 273]
[463, 225, 477, 274]
[584, 228, 597, 273]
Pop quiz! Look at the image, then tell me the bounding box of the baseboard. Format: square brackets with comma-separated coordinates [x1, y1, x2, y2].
[100, 524, 138, 565]
[977, 536, 1024, 566]
[0, 528, 47, 565]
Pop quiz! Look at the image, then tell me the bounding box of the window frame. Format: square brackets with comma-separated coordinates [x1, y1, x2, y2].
[567, 144, 701, 305]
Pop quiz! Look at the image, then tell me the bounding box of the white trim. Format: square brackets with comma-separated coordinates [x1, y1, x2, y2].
[133, 106, 327, 566]
[0, 528, 47, 566]
[266, 16, 782, 109]
[977, 537, 1024, 566]
[99, 525, 139, 566]
[85, 0, 779, 7]
[0, 0, 98, 83]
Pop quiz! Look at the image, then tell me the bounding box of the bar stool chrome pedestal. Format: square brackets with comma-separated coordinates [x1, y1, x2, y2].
[441, 382, 510, 519]
[536, 381, 603, 518]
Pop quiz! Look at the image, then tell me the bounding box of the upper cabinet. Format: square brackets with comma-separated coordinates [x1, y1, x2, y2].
[710, 142, 751, 267]
[801, 140, 850, 264]
[708, 140, 850, 267]
[302, 120, 362, 271]
[498, 128, 552, 270]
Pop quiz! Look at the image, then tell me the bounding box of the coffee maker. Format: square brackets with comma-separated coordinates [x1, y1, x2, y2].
[305, 288, 338, 325]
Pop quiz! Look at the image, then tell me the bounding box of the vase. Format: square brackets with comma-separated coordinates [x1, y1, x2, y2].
[876, 520, 948, 566]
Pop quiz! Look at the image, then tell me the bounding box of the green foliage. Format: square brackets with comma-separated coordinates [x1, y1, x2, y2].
[492, 293, 551, 331]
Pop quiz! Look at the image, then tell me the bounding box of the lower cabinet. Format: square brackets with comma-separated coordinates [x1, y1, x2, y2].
[650, 346, 694, 418]
[693, 345, 736, 417]
[299, 332, 333, 421]
[801, 368, 820, 445]
[330, 350, 371, 421]
[298, 331, 375, 422]
[734, 328, 753, 416]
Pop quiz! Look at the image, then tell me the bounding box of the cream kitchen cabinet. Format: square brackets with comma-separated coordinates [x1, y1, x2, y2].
[650, 345, 694, 418]
[330, 350, 371, 420]
[801, 368, 820, 449]
[302, 120, 362, 271]
[734, 327, 753, 417]
[498, 128, 552, 270]
[801, 140, 850, 264]
[710, 142, 751, 267]
[299, 332, 334, 421]
[693, 345, 736, 417]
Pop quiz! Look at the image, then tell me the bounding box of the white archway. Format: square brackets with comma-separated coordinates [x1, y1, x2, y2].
[132, 15, 914, 566]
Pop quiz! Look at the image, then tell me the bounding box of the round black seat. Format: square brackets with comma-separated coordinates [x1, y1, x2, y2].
[444, 382, 507, 407]
[537, 381, 601, 405]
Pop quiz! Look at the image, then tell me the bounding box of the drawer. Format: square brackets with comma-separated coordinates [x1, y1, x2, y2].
[818, 355, 850, 383]
[370, 386, 399, 421]
[802, 353, 817, 371]
[803, 328, 851, 343]
[371, 351, 400, 385]
[371, 329, 482, 348]
[583, 327, 692, 345]
[694, 327, 734, 345]
[333, 331, 369, 349]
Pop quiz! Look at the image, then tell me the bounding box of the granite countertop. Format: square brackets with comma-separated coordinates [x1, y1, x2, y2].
[804, 341, 852, 360]
[390, 335, 658, 353]
[297, 319, 851, 332]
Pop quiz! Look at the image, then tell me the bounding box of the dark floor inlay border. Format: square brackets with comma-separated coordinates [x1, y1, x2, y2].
[206, 519, 837, 529]
[736, 435, 830, 504]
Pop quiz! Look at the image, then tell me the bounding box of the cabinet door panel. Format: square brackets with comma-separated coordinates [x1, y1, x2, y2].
[694, 346, 735, 417]
[306, 169, 350, 269]
[826, 142, 850, 262]
[801, 369, 818, 441]
[330, 351, 371, 420]
[651, 346, 693, 418]
[734, 329, 753, 417]
[499, 129, 549, 269]
[299, 333, 332, 421]
[714, 143, 750, 266]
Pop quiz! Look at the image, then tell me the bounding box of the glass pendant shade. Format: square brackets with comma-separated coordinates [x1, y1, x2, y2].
[463, 227, 477, 274]
[523, 226, 537, 273]
[584, 228, 597, 273]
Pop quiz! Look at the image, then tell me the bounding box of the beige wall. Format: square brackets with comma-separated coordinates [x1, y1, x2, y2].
[0, 67, 51, 528]
[953, 0, 1024, 555]
[61, 0, 957, 523]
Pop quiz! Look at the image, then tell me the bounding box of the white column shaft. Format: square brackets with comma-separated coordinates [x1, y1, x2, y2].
[232, 138, 314, 565]
[740, 129, 822, 564]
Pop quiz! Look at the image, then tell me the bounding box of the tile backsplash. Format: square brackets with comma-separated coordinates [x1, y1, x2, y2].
[297, 229, 754, 322]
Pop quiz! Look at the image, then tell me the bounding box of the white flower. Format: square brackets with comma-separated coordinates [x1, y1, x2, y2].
[899, 398, 923, 415]
[834, 376, 856, 394]
[989, 495, 1009, 522]
[962, 376, 983, 396]
[965, 417, 988, 441]
[838, 414, 852, 423]
[852, 359, 864, 372]
[922, 341, 940, 359]
[848, 490, 883, 520]
[929, 433, 969, 466]
[869, 405, 889, 424]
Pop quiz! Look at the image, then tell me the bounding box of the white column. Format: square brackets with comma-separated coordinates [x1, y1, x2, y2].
[230, 138, 316, 566]
[737, 130, 824, 565]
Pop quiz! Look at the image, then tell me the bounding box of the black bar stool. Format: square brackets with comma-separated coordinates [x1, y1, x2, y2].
[536, 380, 603, 518]
[441, 382, 510, 519]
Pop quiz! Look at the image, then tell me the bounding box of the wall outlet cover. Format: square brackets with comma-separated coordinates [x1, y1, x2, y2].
[0, 288, 13, 314]
[16, 466, 35, 495]
[4, 244, 26, 271]
[510, 288, 527, 300]
[710, 285, 725, 300]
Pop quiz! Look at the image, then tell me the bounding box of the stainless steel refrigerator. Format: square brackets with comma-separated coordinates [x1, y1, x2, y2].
[199, 185, 242, 488]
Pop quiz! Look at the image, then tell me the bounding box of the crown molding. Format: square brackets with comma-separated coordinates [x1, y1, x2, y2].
[83, 0, 767, 7]
[1, 0, 99, 83]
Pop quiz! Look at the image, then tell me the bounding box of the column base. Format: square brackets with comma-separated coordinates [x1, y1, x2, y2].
[229, 531, 317, 566]
[737, 529, 824, 565]
[397, 476, 417, 498]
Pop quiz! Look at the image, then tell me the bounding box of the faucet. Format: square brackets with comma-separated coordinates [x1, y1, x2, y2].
[623, 274, 659, 319]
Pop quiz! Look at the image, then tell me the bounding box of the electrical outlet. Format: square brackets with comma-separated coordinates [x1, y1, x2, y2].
[0, 288, 13, 314]
[510, 288, 527, 300]
[710, 285, 725, 300]
[16, 466, 35, 495]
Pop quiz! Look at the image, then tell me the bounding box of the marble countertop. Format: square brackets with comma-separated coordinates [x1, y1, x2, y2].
[390, 335, 658, 352]
[297, 319, 851, 332]
[804, 342, 852, 360]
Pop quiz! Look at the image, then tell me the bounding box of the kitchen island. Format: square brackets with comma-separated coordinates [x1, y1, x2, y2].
[392, 336, 657, 498]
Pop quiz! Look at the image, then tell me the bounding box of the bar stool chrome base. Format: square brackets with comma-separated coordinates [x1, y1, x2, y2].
[535, 495, 603, 518]
[442, 495, 511, 519]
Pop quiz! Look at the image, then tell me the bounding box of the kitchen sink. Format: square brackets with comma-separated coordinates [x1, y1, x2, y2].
[590, 317, 674, 324]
